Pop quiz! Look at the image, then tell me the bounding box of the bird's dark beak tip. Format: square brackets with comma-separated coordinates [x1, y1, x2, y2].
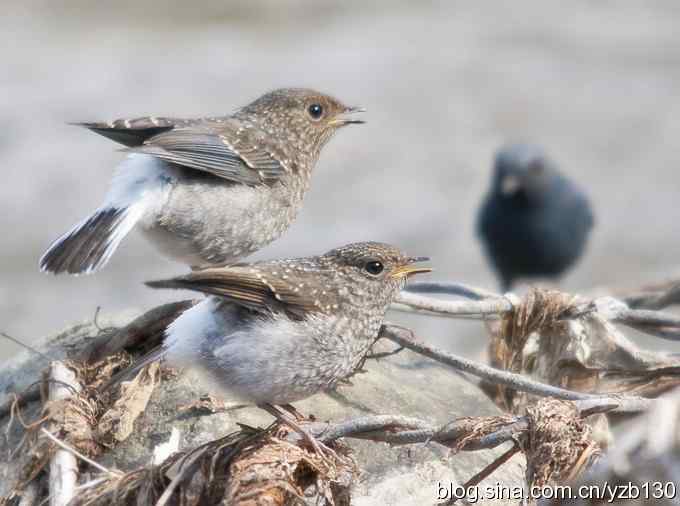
[337, 107, 366, 125]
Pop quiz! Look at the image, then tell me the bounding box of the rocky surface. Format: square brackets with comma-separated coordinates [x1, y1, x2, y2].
[0, 309, 525, 505]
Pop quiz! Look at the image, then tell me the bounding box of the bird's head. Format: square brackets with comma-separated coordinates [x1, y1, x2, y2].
[323, 241, 431, 311]
[492, 143, 559, 204]
[237, 88, 364, 158]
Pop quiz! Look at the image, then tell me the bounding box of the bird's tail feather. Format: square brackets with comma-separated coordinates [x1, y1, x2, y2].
[39, 204, 143, 275]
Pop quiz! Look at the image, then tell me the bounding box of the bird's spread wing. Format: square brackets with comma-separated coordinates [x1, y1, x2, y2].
[75, 117, 195, 147]
[146, 265, 324, 319]
[78, 117, 287, 185]
[126, 124, 286, 185]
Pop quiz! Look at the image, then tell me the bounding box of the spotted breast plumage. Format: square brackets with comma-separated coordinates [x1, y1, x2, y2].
[145, 241, 430, 405]
[39, 88, 364, 274]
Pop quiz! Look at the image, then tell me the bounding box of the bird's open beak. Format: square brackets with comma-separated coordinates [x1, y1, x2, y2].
[391, 256, 432, 278]
[329, 106, 366, 126]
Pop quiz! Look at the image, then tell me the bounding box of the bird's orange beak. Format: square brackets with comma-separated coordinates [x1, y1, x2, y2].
[391, 257, 432, 278]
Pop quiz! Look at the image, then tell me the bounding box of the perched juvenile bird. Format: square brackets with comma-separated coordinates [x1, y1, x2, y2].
[145, 242, 430, 407]
[39, 88, 364, 274]
[477, 143, 594, 291]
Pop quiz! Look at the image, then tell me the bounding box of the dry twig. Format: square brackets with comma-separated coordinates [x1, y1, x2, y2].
[380, 324, 653, 413]
[5, 277, 680, 504]
[398, 280, 680, 341]
[47, 361, 81, 506]
[404, 281, 498, 300]
[622, 280, 680, 310]
[443, 444, 521, 505]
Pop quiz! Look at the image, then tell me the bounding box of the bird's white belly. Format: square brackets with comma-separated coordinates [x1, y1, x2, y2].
[163, 300, 359, 405]
[141, 174, 299, 268]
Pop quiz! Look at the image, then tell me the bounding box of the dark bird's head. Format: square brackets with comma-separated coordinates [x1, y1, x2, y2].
[491, 143, 559, 205]
[322, 242, 431, 310]
[236, 88, 364, 159]
[479, 142, 595, 291]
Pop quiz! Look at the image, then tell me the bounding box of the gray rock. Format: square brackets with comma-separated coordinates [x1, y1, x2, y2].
[0, 309, 525, 505]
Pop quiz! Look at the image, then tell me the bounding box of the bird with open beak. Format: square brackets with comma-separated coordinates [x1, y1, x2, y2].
[144, 241, 431, 409]
[40, 88, 365, 275]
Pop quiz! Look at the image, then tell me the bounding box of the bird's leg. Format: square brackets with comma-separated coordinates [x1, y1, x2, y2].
[280, 403, 306, 422]
[365, 345, 405, 360]
[257, 403, 329, 460]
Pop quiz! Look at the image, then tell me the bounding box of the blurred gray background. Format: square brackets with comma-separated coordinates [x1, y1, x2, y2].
[2, 0, 680, 360]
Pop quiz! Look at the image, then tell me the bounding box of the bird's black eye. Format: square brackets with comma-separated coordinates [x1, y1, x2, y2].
[364, 260, 384, 276]
[307, 103, 324, 120]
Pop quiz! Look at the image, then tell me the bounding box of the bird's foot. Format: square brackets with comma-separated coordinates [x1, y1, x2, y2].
[258, 403, 333, 466]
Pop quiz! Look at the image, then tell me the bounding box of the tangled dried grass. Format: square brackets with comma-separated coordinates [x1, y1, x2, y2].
[523, 399, 600, 488]
[69, 424, 355, 506]
[448, 414, 518, 453]
[3, 278, 679, 505]
[487, 289, 579, 410]
[2, 351, 356, 506]
[484, 288, 680, 415]
[2, 353, 137, 503]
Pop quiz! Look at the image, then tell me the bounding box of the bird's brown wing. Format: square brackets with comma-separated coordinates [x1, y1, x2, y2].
[125, 123, 286, 185]
[75, 117, 196, 147]
[145, 265, 324, 319]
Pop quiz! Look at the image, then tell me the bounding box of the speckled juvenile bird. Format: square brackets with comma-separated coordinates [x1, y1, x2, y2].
[39, 88, 364, 275]
[144, 242, 430, 406]
[477, 143, 594, 291]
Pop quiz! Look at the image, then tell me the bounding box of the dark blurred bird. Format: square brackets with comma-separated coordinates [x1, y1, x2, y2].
[477, 143, 594, 291]
[39, 88, 364, 275]
[145, 242, 430, 406]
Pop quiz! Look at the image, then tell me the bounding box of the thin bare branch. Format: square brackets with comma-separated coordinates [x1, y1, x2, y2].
[41, 428, 115, 476]
[572, 398, 621, 417]
[1, 332, 51, 362]
[394, 291, 512, 318]
[623, 280, 680, 310]
[470, 420, 528, 450]
[616, 308, 680, 328]
[309, 414, 522, 449]
[396, 287, 680, 346]
[310, 397, 617, 449]
[315, 415, 436, 444]
[380, 324, 653, 413]
[443, 444, 521, 505]
[404, 281, 498, 301]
